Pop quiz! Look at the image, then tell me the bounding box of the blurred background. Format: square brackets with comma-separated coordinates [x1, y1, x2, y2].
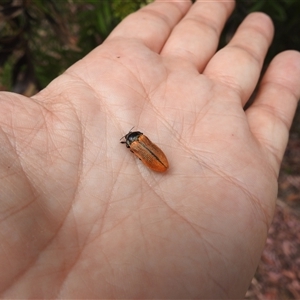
[1, 0, 300, 298]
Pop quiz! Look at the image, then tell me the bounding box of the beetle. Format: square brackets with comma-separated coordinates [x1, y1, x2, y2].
[120, 129, 169, 172]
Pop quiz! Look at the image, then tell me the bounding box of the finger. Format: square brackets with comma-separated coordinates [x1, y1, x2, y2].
[161, 0, 234, 71]
[107, 0, 191, 52]
[204, 13, 274, 105]
[246, 51, 300, 174]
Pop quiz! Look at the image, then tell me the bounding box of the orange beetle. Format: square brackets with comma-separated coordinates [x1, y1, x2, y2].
[120, 130, 169, 172]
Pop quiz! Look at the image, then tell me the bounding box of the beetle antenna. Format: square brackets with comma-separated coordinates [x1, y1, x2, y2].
[120, 126, 135, 141]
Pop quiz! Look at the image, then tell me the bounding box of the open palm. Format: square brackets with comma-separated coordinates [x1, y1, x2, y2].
[1, 0, 300, 298]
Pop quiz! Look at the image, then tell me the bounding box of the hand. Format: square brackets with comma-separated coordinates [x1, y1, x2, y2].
[1, 0, 299, 298]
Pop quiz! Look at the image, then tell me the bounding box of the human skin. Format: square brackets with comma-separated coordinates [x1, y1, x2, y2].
[0, 0, 300, 298]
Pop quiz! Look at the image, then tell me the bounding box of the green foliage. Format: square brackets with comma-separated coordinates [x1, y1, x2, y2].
[0, 0, 299, 93]
[113, 0, 142, 20]
[0, 0, 152, 92]
[1, 56, 14, 91]
[222, 0, 300, 64]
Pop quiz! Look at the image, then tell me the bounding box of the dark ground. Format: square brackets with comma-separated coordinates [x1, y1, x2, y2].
[246, 104, 300, 299]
